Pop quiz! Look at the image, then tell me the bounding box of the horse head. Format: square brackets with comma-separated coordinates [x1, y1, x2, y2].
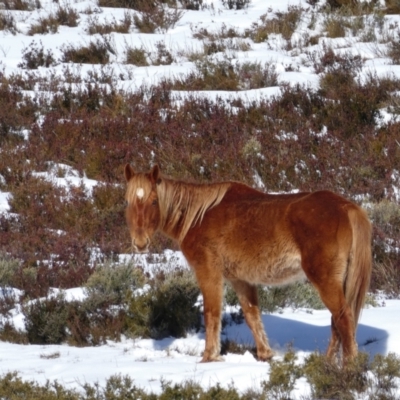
[124, 164, 161, 253]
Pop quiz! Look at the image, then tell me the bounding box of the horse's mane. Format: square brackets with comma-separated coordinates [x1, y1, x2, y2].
[157, 177, 231, 242]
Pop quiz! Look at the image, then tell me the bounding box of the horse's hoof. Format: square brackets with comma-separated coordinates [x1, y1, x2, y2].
[257, 350, 275, 362]
[199, 355, 224, 363]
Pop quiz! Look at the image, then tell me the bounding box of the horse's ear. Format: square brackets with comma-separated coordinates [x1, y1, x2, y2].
[124, 164, 135, 182]
[150, 164, 162, 185]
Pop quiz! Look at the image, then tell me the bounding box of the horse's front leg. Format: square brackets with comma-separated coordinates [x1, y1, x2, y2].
[196, 267, 224, 362]
[230, 279, 274, 361]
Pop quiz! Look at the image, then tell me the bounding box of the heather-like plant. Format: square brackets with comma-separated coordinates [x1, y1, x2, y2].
[245, 6, 303, 42]
[125, 46, 149, 65]
[55, 5, 79, 27]
[0, 11, 17, 34]
[28, 15, 59, 35]
[18, 41, 56, 69]
[86, 13, 132, 35]
[133, 2, 184, 33]
[60, 38, 115, 64]
[222, 0, 251, 10]
[2, 0, 32, 10]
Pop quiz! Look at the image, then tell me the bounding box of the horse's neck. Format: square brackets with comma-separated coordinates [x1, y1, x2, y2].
[158, 179, 230, 243]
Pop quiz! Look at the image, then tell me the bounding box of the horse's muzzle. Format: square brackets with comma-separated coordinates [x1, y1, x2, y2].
[132, 238, 150, 253]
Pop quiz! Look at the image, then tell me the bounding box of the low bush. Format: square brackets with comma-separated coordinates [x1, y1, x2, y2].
[55, 5, 79, 27]
[370, 352, 400, 397]
[245, 6, 303, 43]
[151, 41, 174, 65]
[22, 293, 69, 345]
[0, 352, 398, 399]
[225, 281, 325, 313]
[60, 38, 114, 64]
[125, 46, 149, 65]
[28, 15, 59, 35]
[0, 372, 265, 399]
[304, 352, 370, 399]
[133, 2, 184, 33]
[0, 11, 17, 34]
[86, 13, 132, 35]
[18, 40, 56, 69]
[0, 372, 80, 399]
[126, 268, 201, 339]
[85, 260, 145, 304]
[2, 0, 32, 10]
[222, 0, 251, 10]
[262, 349, 303, 400]
[0, 254, 20, 316]
[165, 58, 278, 91]
[181, 0, 203, 10]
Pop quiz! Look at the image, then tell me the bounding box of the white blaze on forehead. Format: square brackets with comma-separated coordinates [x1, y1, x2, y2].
[136, 187, 145, 199]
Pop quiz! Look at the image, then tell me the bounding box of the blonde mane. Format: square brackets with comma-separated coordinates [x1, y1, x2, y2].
[157, 178, 231, 243]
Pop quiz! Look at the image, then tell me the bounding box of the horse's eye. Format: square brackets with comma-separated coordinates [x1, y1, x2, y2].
[152, 199, 158, 206]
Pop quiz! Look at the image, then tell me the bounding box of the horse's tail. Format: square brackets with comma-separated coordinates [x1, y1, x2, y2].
[345, 207, 372, 328]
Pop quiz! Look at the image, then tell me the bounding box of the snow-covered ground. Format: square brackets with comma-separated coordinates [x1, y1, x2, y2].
[1, 0, 400, 397]
[1, 290, 399, 398]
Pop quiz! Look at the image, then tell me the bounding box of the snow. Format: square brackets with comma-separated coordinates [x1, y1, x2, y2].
[1, 0, 400, 396]
[0, 296, 399, 397]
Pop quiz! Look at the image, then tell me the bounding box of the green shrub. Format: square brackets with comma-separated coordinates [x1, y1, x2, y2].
[0, 254, 20, 316]
[85, 260, 145, 304]
[126, 269, 201, 339]
[22, 293, 69, 344]
[0, 372, 80, 400]
[370, 352, 400, 397]
[226, 282, 325, 314]
[66, 299, 127, 346]
[0, 320, 28, 344]
[262, 349, 303, 400]
[0, 253, 20, 288]
[304, 352, 369, 400]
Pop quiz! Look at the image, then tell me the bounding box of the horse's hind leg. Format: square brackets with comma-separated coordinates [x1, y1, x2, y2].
[326, 316, 341, 361]
[314, 281, 357, 363]
[230, 280, 274, 361]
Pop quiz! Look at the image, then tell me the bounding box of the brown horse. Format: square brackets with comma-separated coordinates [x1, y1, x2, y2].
[124, 164, 372, 364]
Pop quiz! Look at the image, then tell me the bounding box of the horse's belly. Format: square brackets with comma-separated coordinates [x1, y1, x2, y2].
[223, 251, 305, 286]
